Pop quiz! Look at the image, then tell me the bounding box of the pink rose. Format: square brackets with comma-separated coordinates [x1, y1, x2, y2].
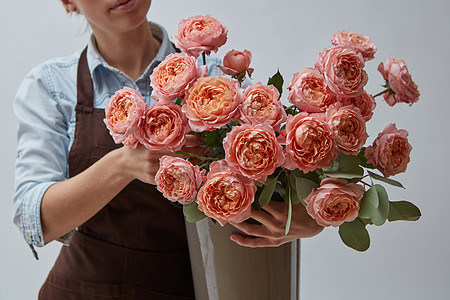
[315, 46, 368, 98]
[173, 15, 228, 58]
[378, 57, 420, 106]
[150, 52, 207, 102]
[155, 156, 205, 204]
[104, 87, 147, 143]
[288, 67, 338, 113]
[304, 177, 364, 227]
[326, 104, 368, 155]
[238, 83, 286, 131]
[284, 112, 337, 173]
[196, 160, 256, 226]
[223, 124, 285, 183]
[339, 91, 376, 122]
[331, 31, 377, 61]
[365, 123, 412, 177]
[137, 100, 189, 152]
[182, 75, 242, 132]
[218, 49, 254, 76]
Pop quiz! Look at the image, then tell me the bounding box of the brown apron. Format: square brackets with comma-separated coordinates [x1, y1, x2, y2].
[38, 48, 195, 300]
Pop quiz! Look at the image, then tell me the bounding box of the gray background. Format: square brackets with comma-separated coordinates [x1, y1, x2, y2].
[1, 0, 448, 299]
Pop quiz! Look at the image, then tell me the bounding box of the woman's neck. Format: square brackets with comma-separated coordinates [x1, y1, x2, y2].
[93, 21, 161, 81]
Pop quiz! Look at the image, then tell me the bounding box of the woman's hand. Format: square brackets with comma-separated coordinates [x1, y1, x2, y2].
[229, 200, 324, 248]
[121, 134, 206, 185]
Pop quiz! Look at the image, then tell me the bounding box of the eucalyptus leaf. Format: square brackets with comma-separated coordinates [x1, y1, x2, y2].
[388, 201, 421, 222]
[359, 184, 389, 226]
[368, 171, 405, 189]
[285, 192, 293, 235]
[183, 201, 206, 223]
[288, 173, 302, 205]
[267, 70, 284, 96]
[322, 153, 364, 179]
[258, 175, 279, 206]
[338, 218, 370, 252]
[274, 182, 286, 197]
[292, 173, 318, 201]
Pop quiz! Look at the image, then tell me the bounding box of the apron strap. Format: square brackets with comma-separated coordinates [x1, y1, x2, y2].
[76, 47, 94, 110]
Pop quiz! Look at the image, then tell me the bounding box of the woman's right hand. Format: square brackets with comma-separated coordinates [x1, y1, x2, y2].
[119, 134, 207, 185]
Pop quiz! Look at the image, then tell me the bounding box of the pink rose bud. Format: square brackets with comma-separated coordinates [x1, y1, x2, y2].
[326, 104, 368, 155]
[223, 124, 285, 183]
[288, 67, 338, 113]
[173, 15, 228, 58]
[315, 46, 368, 98]
[197, 160, 256, 226]
[283, 112, 338, 173]
[137, 100, 190, 152]
[331, 31, 377, 61]
[378, 57, 420, 106]
[104, 87, 147, 144]
[155, 156, 205, 204]
[182, 75, 243, 132]
[304, 177, 364, 227]
[218, 49, 254, 76]
[150, 52, 208, 102]
[365, 123, 412, 177]
[239, 82, 286, 131]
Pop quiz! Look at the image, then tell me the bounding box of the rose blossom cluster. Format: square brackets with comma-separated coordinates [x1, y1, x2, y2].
[282, 30, 417, 227]
[104, 87, 190, 152]
[105, 17, 420, 244]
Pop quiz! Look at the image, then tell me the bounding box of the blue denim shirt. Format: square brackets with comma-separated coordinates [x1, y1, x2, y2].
[13, 22, 222, 250]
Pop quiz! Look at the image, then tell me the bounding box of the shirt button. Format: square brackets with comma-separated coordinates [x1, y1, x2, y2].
[35, 236, 41, 243]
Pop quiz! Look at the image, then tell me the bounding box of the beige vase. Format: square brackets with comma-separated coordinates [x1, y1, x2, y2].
[185, 219, 300, 300]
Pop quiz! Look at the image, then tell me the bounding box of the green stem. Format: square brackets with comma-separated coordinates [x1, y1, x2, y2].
[373, 87, 392, 98]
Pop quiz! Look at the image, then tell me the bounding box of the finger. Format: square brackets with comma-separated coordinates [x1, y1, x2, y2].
[250, 209, 277, 227]
[262, 200, 288, 218]
[229, 221, 271, 238]
[230, 234, 281, 248]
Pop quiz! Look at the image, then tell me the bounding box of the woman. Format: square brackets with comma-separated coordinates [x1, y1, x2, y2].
[13, 0, 322, 299]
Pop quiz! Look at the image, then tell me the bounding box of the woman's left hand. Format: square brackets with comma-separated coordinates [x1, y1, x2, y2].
[229, 200, 324, 248]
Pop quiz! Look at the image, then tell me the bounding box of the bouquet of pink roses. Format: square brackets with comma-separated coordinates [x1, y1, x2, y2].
[103, 15, 421, 251]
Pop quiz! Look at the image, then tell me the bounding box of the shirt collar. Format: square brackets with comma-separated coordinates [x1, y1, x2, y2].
[86, 21, 176, 83]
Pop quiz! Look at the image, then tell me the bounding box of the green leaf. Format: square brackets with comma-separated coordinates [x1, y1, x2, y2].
[388, 201, 421, 222]
[267, 70, 284, 96]
[322, 153, 364, 179]
[361, 185, 379, 210]
[321, 160, 340, 172]
[285, 191, 293, 235]
[258, 175, 279, 206]
[368, 171, 405, 189]
[274, 182, 286, 197]
[358, 217, 373, 226]
[338, 218, 370, 252]
[359, 184, 389, 226]
[288, 173, 302, 205]
[183, 201, 206, 223]
[175, 97, 182, 106]
[289, 171, 318, 206]
[357, 147, 375, 169]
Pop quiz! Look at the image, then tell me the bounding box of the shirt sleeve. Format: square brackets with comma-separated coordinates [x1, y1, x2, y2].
[13, 64, 72, 249]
